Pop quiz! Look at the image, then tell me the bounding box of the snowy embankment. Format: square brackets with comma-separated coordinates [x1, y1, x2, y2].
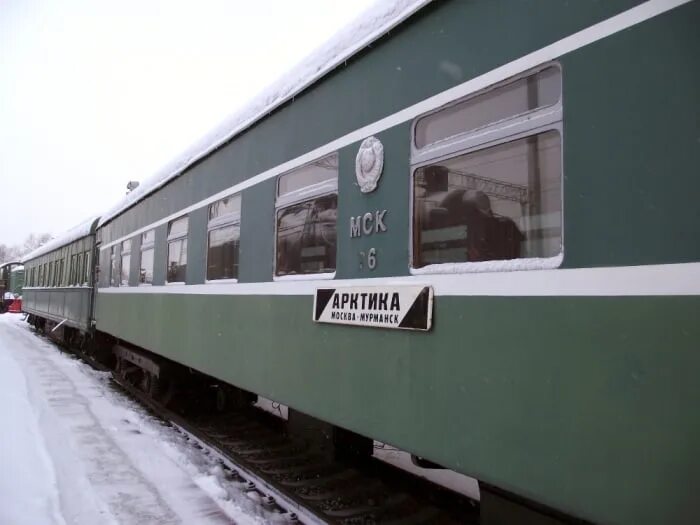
[0, 314, 278, 525]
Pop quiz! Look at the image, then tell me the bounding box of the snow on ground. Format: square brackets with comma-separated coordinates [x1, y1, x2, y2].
[0, 314, 288, 525]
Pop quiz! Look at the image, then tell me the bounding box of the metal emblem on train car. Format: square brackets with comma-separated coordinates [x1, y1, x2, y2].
[313, 285, 433, 331]
[355, 136, 384, 193]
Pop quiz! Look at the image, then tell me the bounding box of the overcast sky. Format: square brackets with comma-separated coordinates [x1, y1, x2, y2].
[0, 0, 376, 246]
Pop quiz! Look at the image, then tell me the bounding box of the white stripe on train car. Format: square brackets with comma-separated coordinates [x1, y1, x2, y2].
[97, 261, 700, 297]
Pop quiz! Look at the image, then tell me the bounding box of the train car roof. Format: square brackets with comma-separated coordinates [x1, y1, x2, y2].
[22, 216, 100, 263]
[98, 0, 430, 227]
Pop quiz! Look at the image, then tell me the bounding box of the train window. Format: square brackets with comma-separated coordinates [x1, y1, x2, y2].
[110, 246, 118, 287]
[411, 64, 562, 271]
[167, 216, 188, 283]
[58, 259, 64, 286]
[139, 230, 154, 285]
[414, 66, 561, 149]
[83, 251, 90, 285]
[76, 254, 82, 285]
[69, 255, 76, 285]
[207, 194, 241, 281]
[120, 239, 131, 286]
[275, 154, 338, 277]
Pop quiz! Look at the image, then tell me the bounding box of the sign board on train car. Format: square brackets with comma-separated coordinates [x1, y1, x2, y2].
[313, 285, 433, 331]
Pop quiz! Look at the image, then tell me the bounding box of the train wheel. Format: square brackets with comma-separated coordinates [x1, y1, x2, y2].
[215, 385, 229, 412]
[115, 357, 128, 380]
[141, 372, 163, 400]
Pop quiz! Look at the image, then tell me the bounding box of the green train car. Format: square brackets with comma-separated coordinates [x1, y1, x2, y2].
[10, 265, 24, 296]
[0, 261, 22, 312]
[23, 1, 700, 523]
[22, 217, 98, 333]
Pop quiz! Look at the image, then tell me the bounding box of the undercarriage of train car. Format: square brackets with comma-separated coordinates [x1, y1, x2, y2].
[26, 309, 586, 525]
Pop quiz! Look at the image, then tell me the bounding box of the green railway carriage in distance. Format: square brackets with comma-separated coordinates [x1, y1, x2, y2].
[9, 265, 24, 296]
[0, 261, 23, 312]
[22, 217, 98, 336]
[21, 0, 700, 523]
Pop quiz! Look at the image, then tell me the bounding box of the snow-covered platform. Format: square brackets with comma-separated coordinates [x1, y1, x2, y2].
[0, 314, 275, 525]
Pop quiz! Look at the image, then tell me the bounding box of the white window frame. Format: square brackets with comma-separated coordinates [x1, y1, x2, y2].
[120, 239, 131, 287]
[83, 250, 90, 287]
[166, 216, 188, 284]
[109, 246, 118, 287]
[205, 194, 241, 284]
[139, 230, 155, 286]
[409, 62, 564, 275]
[69, 254, 76, 286]
[273, 154, 338, 281]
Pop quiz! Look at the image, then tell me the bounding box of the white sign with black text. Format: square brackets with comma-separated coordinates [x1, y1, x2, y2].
[313, 285, 433, 331]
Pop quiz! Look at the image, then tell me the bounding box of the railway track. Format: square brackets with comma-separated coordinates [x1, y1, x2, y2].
[42, 328, 478, 525]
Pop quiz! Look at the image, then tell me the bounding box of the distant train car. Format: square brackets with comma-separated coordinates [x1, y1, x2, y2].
[21, 217, 99, 338]
[23, 1, 700, 524]
[9, 265, 24, 295]
[0, 261, 22, 313]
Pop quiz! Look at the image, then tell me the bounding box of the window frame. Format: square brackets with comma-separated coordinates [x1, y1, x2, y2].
[166, 216, 189, 284]
[273, 153, 338, 281]
[69, 255, 75, 286]
[205, 194, 242, 284]
[109, 246, 119, 287]
[139, 230, 155, 286]
[408, 63, 564, 275]
[77, 253, 84, 286]
[120, 239, 132, 286]
[83, 250, 90, 286]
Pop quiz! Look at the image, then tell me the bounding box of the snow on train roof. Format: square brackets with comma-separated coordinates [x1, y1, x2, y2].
[22, 216, 100, 263]
[99, 0, 430, 226]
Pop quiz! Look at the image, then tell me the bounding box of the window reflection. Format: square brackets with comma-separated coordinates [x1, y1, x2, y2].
[207, 225, 240, 280]
[167, 218, 188, 283]
[140, 248, 154, 284]
[120, 239, 131, 286]
[167, 239, 187, 282]
[276, 194, 337, 276]
[413, 131, 561, 267]
[207, 194, 241, 281]
[140, 229, 155, 285]
[110, 247, 118, 287]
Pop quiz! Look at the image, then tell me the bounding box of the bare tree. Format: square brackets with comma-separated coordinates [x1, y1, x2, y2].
[23, 233, 53, 254]
[0, 245, 10, 264]
[0, 233, 52, 264]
